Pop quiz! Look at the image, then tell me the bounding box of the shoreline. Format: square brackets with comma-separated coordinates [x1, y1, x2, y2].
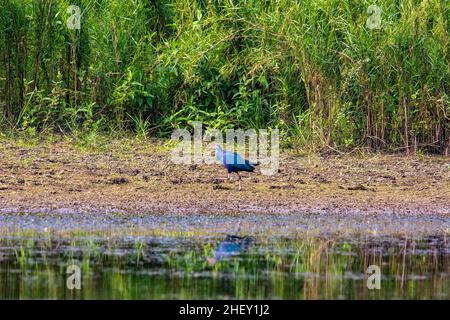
[1, 211, 448, 238]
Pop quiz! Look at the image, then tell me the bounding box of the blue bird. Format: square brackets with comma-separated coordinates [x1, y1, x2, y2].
[207, 235, 254, 265]
[210, 144, 258, 191]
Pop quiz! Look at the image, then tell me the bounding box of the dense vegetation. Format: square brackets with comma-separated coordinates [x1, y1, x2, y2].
[0, 0, 449, 153]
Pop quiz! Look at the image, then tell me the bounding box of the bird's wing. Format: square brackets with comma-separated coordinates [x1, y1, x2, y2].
[223, 150, 247, 166]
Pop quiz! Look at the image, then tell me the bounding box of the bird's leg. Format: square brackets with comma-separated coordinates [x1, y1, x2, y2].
[227, 173, 231, 180]
[237, 172, 242, 191]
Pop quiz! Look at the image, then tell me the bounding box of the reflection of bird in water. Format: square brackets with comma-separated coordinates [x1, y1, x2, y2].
[207, 235, 254, 266]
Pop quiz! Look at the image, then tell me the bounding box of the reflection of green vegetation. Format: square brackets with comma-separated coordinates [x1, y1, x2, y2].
[0, 236, 448, 300]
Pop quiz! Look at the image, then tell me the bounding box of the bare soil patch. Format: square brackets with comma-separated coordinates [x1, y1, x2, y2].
[0, 138, 449, 216]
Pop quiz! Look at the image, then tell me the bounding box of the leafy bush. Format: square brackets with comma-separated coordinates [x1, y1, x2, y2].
[0, 0, 448, 153]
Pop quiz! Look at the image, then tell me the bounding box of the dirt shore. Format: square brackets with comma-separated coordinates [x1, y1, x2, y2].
[0, 138, 449, 216]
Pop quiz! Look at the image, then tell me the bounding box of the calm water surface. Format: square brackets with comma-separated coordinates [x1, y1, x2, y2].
[0, 213, 448, 299]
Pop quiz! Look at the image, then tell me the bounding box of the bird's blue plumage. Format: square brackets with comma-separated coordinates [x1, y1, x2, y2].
[213, 235, 254, 261]
[214, 146, 257, 173]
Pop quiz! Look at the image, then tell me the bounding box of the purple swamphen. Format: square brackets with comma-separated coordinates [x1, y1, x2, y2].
[211, 144, 258, 191]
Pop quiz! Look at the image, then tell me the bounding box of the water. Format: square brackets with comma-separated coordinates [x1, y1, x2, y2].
[0, 213, 448, 299]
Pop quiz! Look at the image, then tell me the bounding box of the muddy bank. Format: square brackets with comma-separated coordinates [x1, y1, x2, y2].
[0, 138, 449, 216]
